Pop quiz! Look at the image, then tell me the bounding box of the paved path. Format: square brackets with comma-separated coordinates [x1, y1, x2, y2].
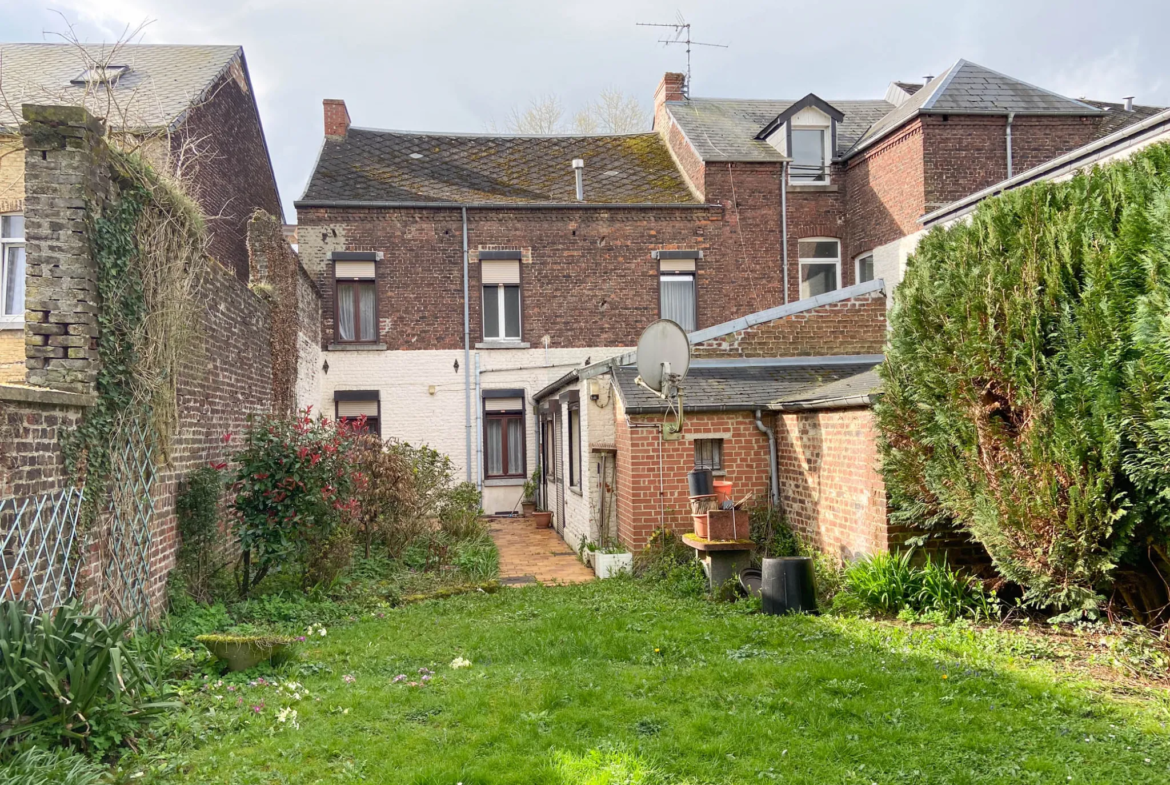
[489, 517, 595, 586]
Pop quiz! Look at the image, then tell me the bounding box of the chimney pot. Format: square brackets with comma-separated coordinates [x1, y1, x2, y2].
[1123, 96, 1135, 112]
[324, 99, 351, 138]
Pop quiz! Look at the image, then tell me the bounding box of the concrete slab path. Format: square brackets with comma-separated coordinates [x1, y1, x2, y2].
[489, 517, 595, 586]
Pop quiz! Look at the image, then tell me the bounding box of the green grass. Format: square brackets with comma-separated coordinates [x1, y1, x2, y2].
[134, 579, 1170, 785]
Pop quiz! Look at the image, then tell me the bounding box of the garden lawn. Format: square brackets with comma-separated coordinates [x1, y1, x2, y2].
[150, 580, 1170, 785]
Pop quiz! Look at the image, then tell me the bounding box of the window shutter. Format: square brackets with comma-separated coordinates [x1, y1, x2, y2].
[482, 260, 520, 285]
[338, 400, 379, 417]
[335, 260, 375, 279]
[659, 258, 696, 273]
[484, 397, 524, 413]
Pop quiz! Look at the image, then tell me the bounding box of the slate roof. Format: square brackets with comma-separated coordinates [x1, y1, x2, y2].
[664, 98, 895, 162]
[849, 60, 1103, 155]
[612, 360, 882, 414]
[1082, 100, 1169, 139]
[297, 129, 699, 205]
[893, 81, 924, 96]
[0, 43, 242, 131]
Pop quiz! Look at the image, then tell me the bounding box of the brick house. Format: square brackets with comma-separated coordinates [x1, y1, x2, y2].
[0, 44, 284, 382]
[296, 58, 1156, 535]
[534, 281, 889, 554]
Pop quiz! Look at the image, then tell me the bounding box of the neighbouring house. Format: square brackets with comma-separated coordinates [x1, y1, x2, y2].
[296, 59, 1157, 532]
[0, 44, 320, 620]
[0, 43, 284, 382]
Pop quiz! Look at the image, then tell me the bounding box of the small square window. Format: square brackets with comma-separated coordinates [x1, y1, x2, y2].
[694, 439, 723, 471]
[856, 253, 875, 284]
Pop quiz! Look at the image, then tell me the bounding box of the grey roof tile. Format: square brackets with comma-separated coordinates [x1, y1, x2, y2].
[1082, 99, 1168, 138]
[848, 60, 1103, 156]
[613, 361, 881, 414]
[664, 98, 895, 162]
[0, 43, 241, 130]
[299, 128, 698, 205]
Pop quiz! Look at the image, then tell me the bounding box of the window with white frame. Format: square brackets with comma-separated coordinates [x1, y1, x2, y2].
[482, 259, 521, 341]
[798, 239, 840, 299]
[658, 254, 698, 332]
[790, 127, 829, 184]
[568, 403, 581, 488]
[855, 252, 875, 285]
[1, 214, 25, 323]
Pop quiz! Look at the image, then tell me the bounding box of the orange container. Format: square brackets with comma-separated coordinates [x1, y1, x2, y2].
[693, 513, 709, 539]
[713, 480, 734, 505]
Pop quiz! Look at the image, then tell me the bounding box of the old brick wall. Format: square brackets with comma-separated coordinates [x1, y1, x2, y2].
[298, 205, 740, 350]
[0, 391, 89, 500]
[175, 54, 282, 282]
[845, 120, 926, 255]
[774, 407, 888, 560]
[920, 115, 1099, 210]
[613, 400, 772, 550]
[692, 290, 887, 358]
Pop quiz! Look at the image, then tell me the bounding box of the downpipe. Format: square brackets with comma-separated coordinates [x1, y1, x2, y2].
[462, 207, 472, 483]
[1005, 111, 1015, 179]
[755, 409, 780, 507]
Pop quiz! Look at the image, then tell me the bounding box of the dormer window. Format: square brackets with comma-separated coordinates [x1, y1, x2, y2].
[69, 65, 129, 86]
[790, 127, 829, 184]
[755, 94, 843, 187]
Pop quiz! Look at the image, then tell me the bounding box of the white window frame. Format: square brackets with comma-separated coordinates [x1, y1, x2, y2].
[483, 283, 522, 342]
[855, 252, 875, 285]
[1, 213, 25, 327]
[789, 126, 830, 185]
[798, 238, 841, 300]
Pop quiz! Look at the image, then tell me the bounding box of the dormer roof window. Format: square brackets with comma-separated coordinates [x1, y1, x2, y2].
[756, 94, 844, 185]
[69, 65, 129, 87]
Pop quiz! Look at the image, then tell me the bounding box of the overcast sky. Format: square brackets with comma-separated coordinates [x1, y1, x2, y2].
[4, 1, 1168, 220]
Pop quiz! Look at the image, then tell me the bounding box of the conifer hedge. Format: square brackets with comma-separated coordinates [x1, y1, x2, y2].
[877, 142, 1170, 617]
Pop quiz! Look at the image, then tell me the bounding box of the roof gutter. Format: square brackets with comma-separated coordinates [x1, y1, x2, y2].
[294, 200, 719, 210]
[768, 393, 877, 412]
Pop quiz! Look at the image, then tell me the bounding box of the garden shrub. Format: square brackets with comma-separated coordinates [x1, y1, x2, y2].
[0, 746, 106, 785]
[633, 530, 708, 599]
[0, 601, 173, 754]
[349, 433, 416, 558]
[231, 410, 364, 593]
[748, 505, 799, 560]
[877, 142, 1170, 616]
[175, 465, 225, 603]
[840, 551, 998, 620]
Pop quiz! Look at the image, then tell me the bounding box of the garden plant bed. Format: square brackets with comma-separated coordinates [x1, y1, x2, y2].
[132, 580, 1170, 784]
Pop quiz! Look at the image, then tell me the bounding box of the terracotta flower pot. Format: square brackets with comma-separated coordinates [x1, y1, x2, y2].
[693, 513, 709, 539]
[533, 511, 552, 528]
[521, 500, 536, 516]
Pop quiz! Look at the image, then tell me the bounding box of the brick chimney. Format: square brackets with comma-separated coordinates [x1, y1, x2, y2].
[324, 99, 351, 139]
[653, 73, 686, 132]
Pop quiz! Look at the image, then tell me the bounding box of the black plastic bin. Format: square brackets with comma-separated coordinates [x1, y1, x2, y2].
[761, 557, 817, 615]
[687, 469, 714, 497]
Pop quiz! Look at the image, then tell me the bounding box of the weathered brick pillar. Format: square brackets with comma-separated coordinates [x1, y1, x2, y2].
[20, 105, 107, 395]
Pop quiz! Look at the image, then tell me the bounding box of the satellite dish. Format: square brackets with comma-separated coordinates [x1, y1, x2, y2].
[636, 319, 691, 393]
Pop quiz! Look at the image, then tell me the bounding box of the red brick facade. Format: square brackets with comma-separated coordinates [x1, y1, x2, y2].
[774, 408, 887, 559]
[691, 290, 887, 359]
[174, 54, 283, 283]
[846, 121, 926, 253]
[614, 406, 772, 548]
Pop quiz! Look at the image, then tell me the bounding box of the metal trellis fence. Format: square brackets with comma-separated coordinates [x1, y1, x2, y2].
[0, 487, 85, 611]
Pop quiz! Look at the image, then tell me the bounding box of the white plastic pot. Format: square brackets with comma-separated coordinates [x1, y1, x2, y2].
[593, 551, 633, 579]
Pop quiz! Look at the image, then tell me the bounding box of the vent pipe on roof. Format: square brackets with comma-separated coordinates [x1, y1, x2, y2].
[572, 158, 585, 201]
[1123, 96, 1135, 112]
[922, 75, 934, 83]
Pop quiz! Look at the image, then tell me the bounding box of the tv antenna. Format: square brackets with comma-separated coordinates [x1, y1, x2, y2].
[637, 13, 728, 98]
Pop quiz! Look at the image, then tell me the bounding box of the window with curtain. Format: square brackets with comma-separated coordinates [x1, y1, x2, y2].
[334, 258, 377, 342]
[483, 284, 521, 340]
[484, 408, 525, 478]
[694, 439, 723, 471]
[568, 405, 581, 488]
[1, 214, 26, 321]
[660, 274, 696, 331]
[798, 238, 840, 299]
